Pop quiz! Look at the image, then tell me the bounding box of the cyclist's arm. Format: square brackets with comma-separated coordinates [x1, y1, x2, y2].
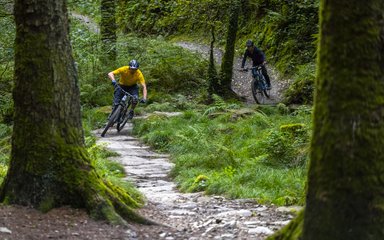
[108, 71, 116, 83]
[241, 51, 247, 68]
[141, 82, 147, 100]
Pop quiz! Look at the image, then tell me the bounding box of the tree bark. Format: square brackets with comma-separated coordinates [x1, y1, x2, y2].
[268, 0, 384, 239]
[219, 0, 240, 99]
[207, 25, 219, 101]
[100, 0, 117, 67]
[0, 0, 149, 225]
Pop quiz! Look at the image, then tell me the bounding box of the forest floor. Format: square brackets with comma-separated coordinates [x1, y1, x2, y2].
[0, 13, 297, 240]
[0, 124, 299, 240]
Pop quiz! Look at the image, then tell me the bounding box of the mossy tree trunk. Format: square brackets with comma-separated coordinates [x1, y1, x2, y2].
[0, 0, 149, 225]
[207, 25, 219, 101]
[219, 0, 240, 99]
[268, 0, 384, 239]
[100, 0, 117, 67]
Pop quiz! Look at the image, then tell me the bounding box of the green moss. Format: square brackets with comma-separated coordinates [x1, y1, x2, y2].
[38, 195, 55, 213]
[267, 210, 303, 240]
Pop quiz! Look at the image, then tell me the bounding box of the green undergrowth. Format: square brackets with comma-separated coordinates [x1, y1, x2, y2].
[0, 112, 144, 205]
[133, 99, 312, 206]
[0, 124, 12, 184]
[85, 133, 144, 204]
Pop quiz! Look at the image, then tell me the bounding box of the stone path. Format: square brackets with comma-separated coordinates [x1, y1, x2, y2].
[95, 122, 299, 239]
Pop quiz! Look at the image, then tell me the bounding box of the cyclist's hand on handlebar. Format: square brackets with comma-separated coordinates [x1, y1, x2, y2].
[111, 80, 117, 87]
[140, 98, 147, 104]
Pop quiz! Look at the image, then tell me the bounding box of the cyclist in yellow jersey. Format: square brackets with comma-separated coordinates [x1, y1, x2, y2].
[107, 59, 147, 119]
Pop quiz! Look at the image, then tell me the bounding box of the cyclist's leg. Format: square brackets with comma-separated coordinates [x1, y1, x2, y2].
[124, 85, 139, 119]
[251, 67, 257, 78]
[109, 86, 123, 118]
[261, 65, 271, 89]
[125, 85, 139, 109]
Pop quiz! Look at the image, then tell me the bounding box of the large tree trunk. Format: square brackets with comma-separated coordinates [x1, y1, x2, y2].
[0, 0, 149, 225]
[268, 1, 384, 239]
[303, 0, 384, 238]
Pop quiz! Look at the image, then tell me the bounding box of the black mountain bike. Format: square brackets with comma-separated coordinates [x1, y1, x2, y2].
[101, 85, 137, 137]
[243, 65, 270, 104]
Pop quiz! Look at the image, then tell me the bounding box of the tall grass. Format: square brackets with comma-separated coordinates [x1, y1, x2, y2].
[134, 101, 312, 206]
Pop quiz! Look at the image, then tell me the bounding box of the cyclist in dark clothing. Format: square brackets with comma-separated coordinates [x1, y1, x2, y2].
[241, 40, 271, 89]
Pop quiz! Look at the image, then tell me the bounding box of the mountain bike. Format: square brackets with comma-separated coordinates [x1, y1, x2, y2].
[242, 65, 270, 104]
[101, 85, 137, 137]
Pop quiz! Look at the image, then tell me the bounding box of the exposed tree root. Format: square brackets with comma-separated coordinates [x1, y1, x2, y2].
[267, 210, 303, 240]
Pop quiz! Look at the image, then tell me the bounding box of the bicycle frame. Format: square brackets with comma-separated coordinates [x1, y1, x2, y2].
[242, 65, 270, 104]
[115, 85, 135, 111]
[100, 85, 138, 137]
[250, 66, 267, 91]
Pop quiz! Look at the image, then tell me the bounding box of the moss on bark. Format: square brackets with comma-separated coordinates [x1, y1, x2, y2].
[304, 0, 384, 238]
[219, 0, 240, 99]
[269, 0, 384, 239]
[267, 210, 303, 240]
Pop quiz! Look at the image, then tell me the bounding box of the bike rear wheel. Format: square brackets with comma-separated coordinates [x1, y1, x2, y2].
[101, 105, 122, 137]
[117, 99, 132, 132]
[251, 79, 268, 104]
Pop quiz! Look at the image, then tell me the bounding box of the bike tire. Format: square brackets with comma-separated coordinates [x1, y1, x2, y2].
[252, 79, 269, 104]
[101, 105, 122, 137]
[251, 79, 266, 104]
[117, 99, 132, 132]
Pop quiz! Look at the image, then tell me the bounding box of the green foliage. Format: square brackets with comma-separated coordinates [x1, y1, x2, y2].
[239, 0, 319, 74]
[283, 63, 316, 104]
[203, 94, 241, 116]
[0, 2, 15, 123]
[68, 0, 101, 21]
[0, 124, 11, 183]
[87, 140, 144, 204]
[188, 174, 209, 192]
[116, 0, 320, 103]
[260, 123, 309, 168]
[70, 17, 111, 107]
[133, 105, 312, 205]
[117, 0, 230, 41]
[114, 35, 208, 96]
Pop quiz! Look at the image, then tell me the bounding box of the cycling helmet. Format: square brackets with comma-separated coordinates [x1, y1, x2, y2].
[246, 39, 254, 47]
[128, 59, 140, 69]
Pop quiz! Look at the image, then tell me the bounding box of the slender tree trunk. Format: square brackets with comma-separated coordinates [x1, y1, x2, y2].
[208, 25, 219, 101]
[100, 0, 117, 67]
[219, 0, 240, 99]
[268, 1, 384, 239]
[0, 0, 149, 225]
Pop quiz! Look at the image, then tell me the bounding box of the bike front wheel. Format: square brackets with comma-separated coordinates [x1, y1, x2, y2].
[101, 105, 122, 137]
[251, 79, 269, 104]
[117, 100, 132, 132]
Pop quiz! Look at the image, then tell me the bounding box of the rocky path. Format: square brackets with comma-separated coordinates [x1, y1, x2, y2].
[95, 123, 299, 239]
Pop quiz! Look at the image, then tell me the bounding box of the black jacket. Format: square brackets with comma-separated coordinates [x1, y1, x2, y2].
[241, 47, 265, 67]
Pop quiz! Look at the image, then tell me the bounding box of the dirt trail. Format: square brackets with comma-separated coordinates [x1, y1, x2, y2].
[95, 122, 299, 239]
[175, 42, 290, 105]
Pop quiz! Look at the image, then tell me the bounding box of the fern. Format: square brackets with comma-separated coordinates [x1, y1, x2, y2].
[203, 94, 240, 116]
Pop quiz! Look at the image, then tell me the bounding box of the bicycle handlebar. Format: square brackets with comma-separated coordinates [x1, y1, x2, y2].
[115, 84, 137, 100]
[239, 65, 264, 72]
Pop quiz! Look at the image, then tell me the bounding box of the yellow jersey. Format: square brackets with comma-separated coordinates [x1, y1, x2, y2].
[112, 66, 145, 86]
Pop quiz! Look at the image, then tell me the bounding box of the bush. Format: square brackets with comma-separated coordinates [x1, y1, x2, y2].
[261, 123, 309, 168]
[283, 63, 316, 105]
